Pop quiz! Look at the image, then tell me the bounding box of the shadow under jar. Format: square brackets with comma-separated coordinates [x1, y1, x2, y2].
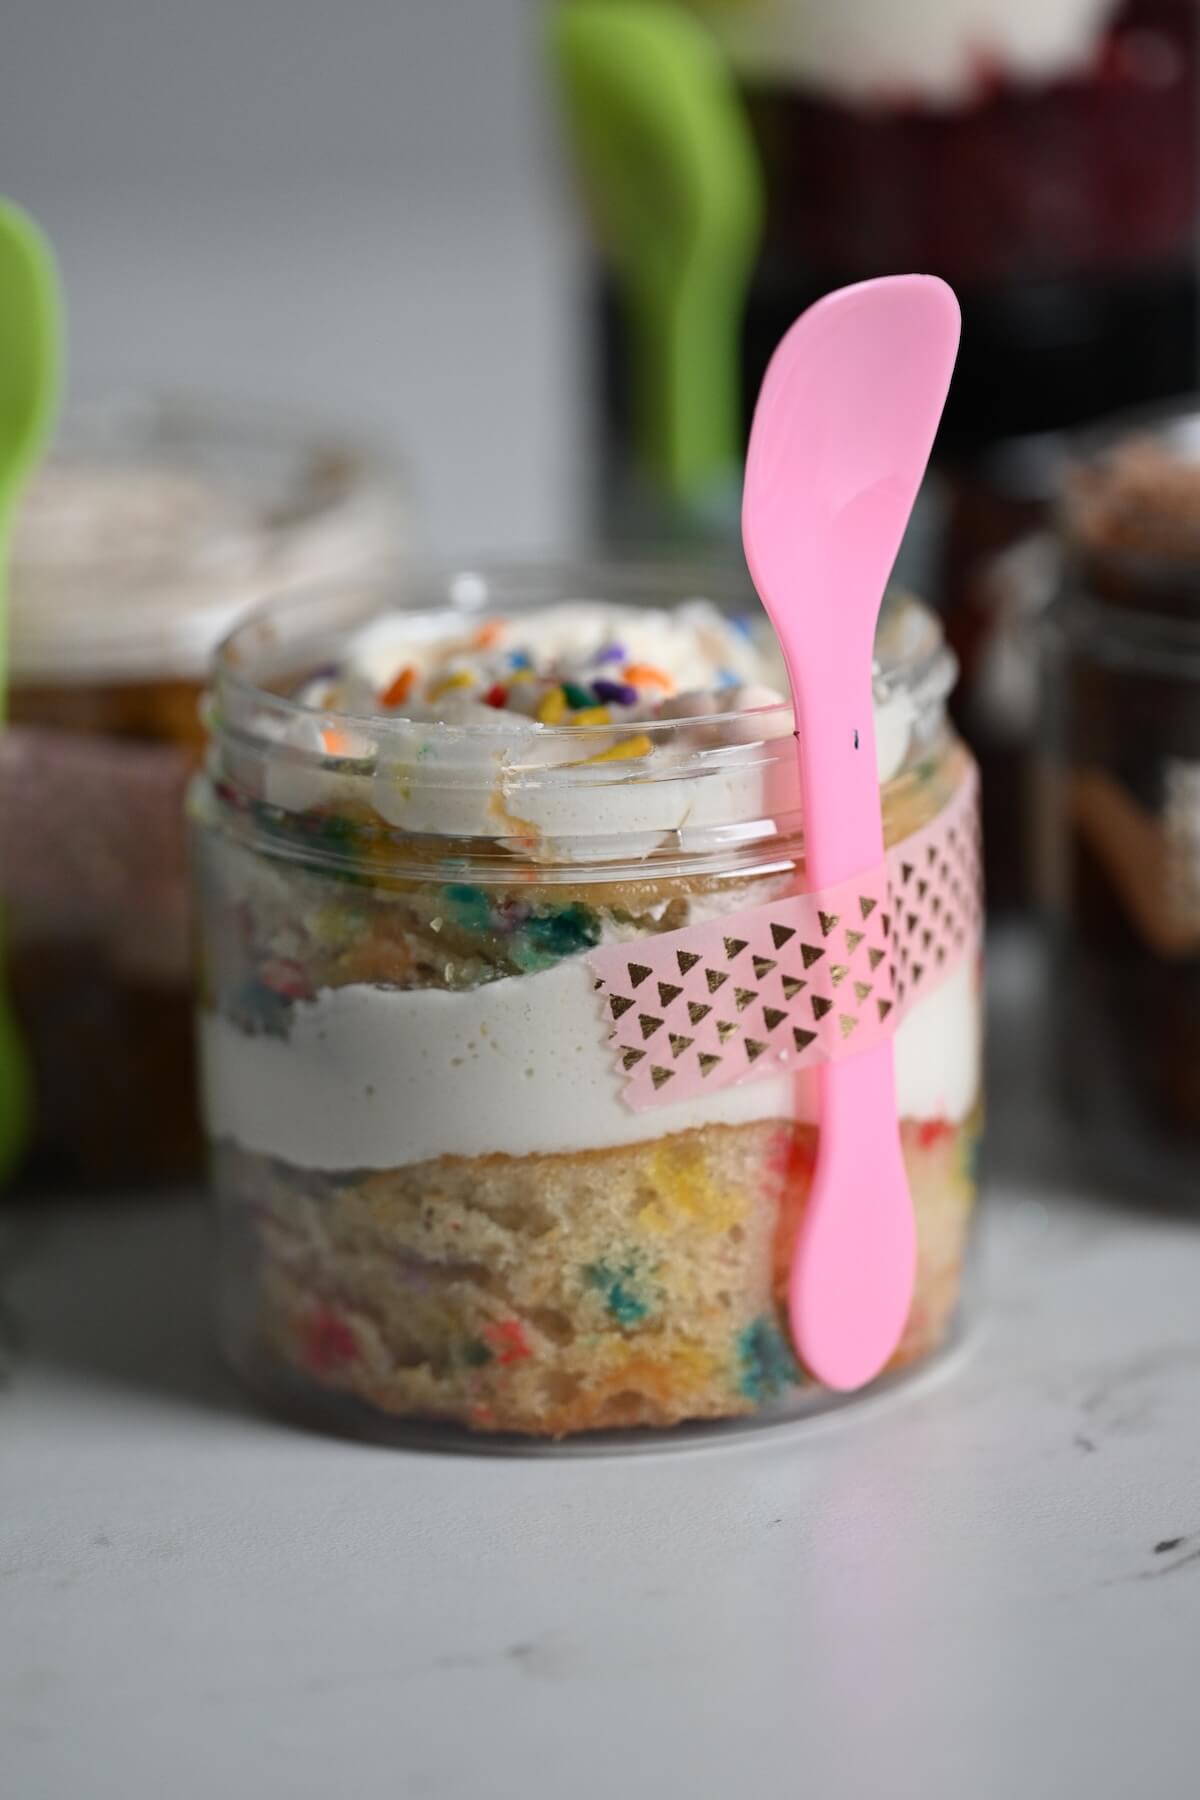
[1, 393, 405, 1187]
[195, 565, 984, 1443]
[1045, 410, 1200, 1203]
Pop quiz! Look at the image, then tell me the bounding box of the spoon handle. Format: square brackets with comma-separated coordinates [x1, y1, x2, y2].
[789, 643, 917, 1388]
[794, 636, 884, 890]
[777, 386, 949, 1389]
[793, 1047, 917, 1390]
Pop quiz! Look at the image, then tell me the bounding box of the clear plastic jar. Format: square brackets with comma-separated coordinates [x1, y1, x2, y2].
[1, 393, 407, 1185]
[1043, 405, 1200, 1202]
[195, 565, 984, 1442]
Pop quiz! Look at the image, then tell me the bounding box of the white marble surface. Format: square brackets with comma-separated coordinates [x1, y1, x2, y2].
[3, 1169, 1200, 1800]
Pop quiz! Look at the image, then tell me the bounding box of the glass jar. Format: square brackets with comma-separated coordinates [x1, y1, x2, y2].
[194, 564, 984, 1443]
[1, 393, 407, 1186]
[1043, 405, 1200, 1202]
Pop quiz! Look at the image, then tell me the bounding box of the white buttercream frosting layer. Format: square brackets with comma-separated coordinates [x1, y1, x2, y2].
[201, 953, 981, 1171]
[701, 0, 1116, 104]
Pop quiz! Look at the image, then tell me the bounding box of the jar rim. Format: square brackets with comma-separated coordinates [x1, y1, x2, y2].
[214, 557, 955, 746]
[203, 562, 958, 878]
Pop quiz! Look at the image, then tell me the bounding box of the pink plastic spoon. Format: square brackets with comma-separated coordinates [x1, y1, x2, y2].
[742, 275, 960, 1391]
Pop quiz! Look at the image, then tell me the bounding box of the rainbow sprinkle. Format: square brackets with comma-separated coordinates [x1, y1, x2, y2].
[380, 665, 416, 708]
[427, 670, 476, 702]
[584, 1259, 652, 1326]
[592, 678, 638, 707]
[581, 733, 654, 765]
[537, 689, 568, 725]
[622, 663, 672, 692]
[736, 1317, 799, 1403]
[483, 1319, 532, 1364]
[302, 1307, 358, 1374]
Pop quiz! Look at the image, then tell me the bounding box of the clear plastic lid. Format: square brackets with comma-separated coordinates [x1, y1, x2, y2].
[10, 392, 410, 686]
[205, 562, 957, 880]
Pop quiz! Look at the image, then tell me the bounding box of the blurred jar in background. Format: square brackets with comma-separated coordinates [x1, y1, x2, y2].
[712, 0, 1196, 287]
[0, 394, 407, 1187]
[1043, 406, 1200, 1204]
[709, 0, 1198, 909]
[568, 0, 1199, 905]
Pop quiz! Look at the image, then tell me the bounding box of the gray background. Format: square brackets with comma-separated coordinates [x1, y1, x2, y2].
[0, 0, 585, 552]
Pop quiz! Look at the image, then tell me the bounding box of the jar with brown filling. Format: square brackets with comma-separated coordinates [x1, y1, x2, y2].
[1045, 409, 1200, 1201]
[0, 393, 406, 1187]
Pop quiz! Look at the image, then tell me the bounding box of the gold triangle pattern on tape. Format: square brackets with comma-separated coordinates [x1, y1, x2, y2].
[588, 764, 981, 1109]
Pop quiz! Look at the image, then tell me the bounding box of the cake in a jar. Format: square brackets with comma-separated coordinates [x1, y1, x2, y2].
[195, 568, 983, 1438]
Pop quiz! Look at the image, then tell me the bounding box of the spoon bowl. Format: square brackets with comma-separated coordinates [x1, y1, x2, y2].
[552, 1, 762, 516]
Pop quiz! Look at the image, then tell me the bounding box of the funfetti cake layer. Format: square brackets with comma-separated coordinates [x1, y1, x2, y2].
[215, 1111, 979, 1437]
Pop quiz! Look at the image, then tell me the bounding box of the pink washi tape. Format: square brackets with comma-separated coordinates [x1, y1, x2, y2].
[589, 765, 980, 1110]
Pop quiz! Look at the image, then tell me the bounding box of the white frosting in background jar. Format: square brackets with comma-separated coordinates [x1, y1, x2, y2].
[10, 398, 405, 685]
[693, 0, 1118, 105]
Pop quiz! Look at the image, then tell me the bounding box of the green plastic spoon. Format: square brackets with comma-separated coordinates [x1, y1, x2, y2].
[552, 1, 763, 531]
[0, 201, 61, 1183]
